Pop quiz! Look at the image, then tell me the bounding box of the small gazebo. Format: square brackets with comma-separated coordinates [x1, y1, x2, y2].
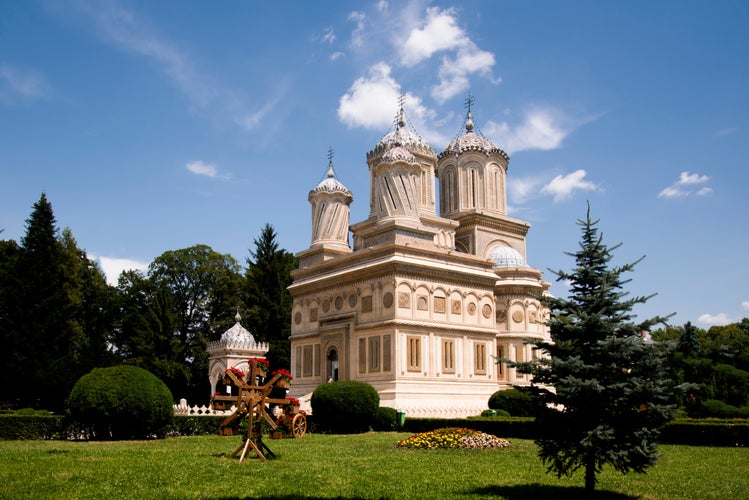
[206, 310, 269, 397]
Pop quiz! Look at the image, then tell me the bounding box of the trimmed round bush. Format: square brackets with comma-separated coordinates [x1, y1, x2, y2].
[67, 365, 174, 440]
[488, 388, 540, 417]
[311, 380, 379, 433]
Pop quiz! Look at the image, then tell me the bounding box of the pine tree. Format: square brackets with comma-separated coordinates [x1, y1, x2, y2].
[512, 205, 676, 494]
[244, 224, 297, 370]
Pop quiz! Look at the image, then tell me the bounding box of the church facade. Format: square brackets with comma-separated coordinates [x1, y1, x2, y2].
[287, 104, 551, 418]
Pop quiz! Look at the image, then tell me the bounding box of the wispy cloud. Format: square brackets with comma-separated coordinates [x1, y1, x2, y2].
[713, 127, 736, 137]
[186, 160, 230, 180]
[658, 171, 712, 199]
[348, 11, 366, 48]
[0, 64, 52, 105]
[69, 0, 279, 134]
[483, 107, 591, 153]
[321, 27, 336, 44]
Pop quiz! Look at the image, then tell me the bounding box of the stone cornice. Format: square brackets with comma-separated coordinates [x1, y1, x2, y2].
[454, 212, 531, 237]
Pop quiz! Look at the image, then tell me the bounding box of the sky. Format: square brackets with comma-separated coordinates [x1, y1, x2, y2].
[1, 0, 747, 329]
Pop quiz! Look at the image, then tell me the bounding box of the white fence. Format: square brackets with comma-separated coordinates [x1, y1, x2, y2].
[173, 398, 234, 416]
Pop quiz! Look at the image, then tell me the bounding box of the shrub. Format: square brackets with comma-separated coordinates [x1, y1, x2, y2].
[488, 388, 540, 417]
[67, 365, 174, 440]
[688, 399, 749, 419]
[311, 380, 379, 433]
[481, 409, 510, 418]
[373, 407, 399, 431]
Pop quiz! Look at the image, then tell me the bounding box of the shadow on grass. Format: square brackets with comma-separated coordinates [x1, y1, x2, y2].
[469, 484, 638, 499]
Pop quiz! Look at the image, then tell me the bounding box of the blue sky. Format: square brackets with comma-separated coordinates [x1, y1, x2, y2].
[1, 0, 747, 328]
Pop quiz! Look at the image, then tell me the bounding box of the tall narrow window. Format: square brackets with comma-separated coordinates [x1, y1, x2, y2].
[302, 345, 313, 377]
[314, 344, 321, 377]
[474, 342, 487, 375]
[368, 336, 381, 372]
[294, 346, 302, 378]
[407, 335, 421, 372]
[383, 335, 392, 372]
[497, 345, 505, 378]
[442, 339, 455, 373]
[469, 169, 478, 208]
[358, 338, 366, 373]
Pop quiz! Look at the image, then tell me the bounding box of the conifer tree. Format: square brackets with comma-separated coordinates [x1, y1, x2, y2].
[244, 224, 297, 370]
[511, 205, 676, 494]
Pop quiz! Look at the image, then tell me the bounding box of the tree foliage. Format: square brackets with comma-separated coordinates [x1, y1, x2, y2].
[511, 205, 677, 494]
[244, 224, 297, 370]
[115, 245, 243, 402]
[0, 194, 115, 411]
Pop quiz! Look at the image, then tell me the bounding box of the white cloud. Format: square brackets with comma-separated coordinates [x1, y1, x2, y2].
[330, 51, 345, 61]
[697, 313, 736, 327]
[432, 45, 496, 103]
[541, 169, 601, 202]
[400, 7, 467, 66]
[484, 107, 581, 153]
[658, 171, 712, 199]
[714, 127, 736, 137]
[187, 160, 216, 177]
[338, 63, 403, 129]
[0, 64, 51, 105]
[742, 301, 749, 310]
[376, 0, 389, 13]
[97, 256, 149, 286]
[186, 160, 231, 180]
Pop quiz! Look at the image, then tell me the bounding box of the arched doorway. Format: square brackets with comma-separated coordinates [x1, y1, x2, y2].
[326, 348, 339, 381]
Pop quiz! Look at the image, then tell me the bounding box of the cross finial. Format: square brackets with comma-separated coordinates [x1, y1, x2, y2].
[326, 146, 335, 178]
[394, 92, 406, 129]
[465, 92, 475, 113]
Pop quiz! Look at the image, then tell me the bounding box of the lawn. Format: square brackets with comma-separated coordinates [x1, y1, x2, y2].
[0, 432, 747, 499]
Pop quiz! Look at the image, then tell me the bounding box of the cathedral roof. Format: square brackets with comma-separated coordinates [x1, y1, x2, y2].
[367, 105, 435, 160]
[309, 161, 352, 199]
[220, 311, 256, 344]
[439, 110, 509, 161]
[489, 246, 527, 268]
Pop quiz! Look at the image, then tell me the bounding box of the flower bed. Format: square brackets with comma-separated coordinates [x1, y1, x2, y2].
[395, 427, 510, 450]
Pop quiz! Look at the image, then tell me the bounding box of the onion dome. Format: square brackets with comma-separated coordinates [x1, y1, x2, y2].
[367, 105, 435, 160]
[220, 311, 256, 344]
[489, 246, 527, 268]
[438, 109, 509, 161]
[309, 161, 352, 199]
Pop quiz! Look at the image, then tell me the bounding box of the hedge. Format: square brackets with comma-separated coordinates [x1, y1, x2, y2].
[403, 417, 749, 446]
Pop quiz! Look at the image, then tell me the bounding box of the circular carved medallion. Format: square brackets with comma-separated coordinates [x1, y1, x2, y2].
[335, 296, 343, 310]
[383, 292, 393, 308]
[294, 312, 302, 325]
[512, 310, 524, 323]
[482, 304, 492, 318]
[467, 302, 476, 315]
[348, 294, 358, 308]
[322, 299, 330, 313]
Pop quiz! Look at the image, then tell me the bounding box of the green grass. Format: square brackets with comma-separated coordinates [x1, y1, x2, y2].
[0, 433, 747, 499]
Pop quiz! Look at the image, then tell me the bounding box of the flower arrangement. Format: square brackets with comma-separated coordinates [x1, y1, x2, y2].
[272, 368, 293, 382]
[225, 366, 245, 379]
[275, 409, 306, 433]
[395, 427, 510, 449]
[247, 357, 270, 371]
[283, 397, 300, 411]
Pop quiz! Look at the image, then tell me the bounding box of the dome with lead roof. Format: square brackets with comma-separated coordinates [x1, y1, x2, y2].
[220, 311, 256, 344]
[367, 106, 435, 160]
[439, 110, 509, 161]
[489, 246, 526, 268]
[309, 162, 352, 199]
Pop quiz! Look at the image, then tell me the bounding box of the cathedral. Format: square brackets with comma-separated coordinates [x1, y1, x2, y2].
[287, 101, 551, 418]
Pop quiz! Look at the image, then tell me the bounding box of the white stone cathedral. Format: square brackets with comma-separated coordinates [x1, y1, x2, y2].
[288, 102, 551, 418]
